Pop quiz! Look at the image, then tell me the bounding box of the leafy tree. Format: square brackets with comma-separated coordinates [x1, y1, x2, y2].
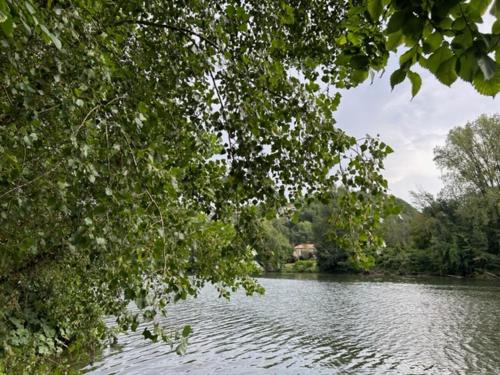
[377, 115, 500, 276]
[287, 220, 314, 244]
[253, 220, 293, 271]
[0, 1, 391, 370]
[434, 114, 500, 196]
[275, 192, 394, 272]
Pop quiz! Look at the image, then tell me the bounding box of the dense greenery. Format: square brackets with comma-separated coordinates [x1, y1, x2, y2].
[283, 259, 319, 273]
[257, 190, 393, 273]
[0, 0, 499, 372]
[0, 1, 388, 371]
[265, 115, 499, 277]
[378, 115, 500, 276]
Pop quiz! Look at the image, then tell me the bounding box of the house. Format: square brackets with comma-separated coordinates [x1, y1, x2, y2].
[292, 243, 316, 260]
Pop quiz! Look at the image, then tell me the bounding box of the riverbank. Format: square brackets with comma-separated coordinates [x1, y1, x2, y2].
[277, 262, 500, 280]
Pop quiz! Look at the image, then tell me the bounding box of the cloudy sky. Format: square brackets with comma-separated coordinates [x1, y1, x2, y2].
[335, 57, 499, 203]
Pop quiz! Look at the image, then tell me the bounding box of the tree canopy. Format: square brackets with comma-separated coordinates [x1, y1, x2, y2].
[0, 0, 499, 372]
[377, 114, 500, 276]
[434, 114, 500, 195]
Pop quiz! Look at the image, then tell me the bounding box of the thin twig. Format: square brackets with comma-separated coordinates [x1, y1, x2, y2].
[3, 86, 13, 105]
[145, 189, 167, 275]
[0, 162, 62, 200]
[38, 103, 61, 115]
[115, 19, 220, 51]
[74, 95, 125, 136]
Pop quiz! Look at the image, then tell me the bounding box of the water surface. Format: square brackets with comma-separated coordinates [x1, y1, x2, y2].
[84, 274, 500, 374]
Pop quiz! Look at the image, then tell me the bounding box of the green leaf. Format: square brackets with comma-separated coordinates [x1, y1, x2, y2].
[367, 0, 383, 21]
[473, 66, 500, 96]
[39, 24, 62, 50]
[427, 45, 454, 74]
[457, 51, 479, 82]
[0, 10, 7, 23]
[386, 31, 403, 50]
[351, 69, 369, 84]
[423, 32, 443, 53]
[470, 0, 494, 16]
[452, 17, 467, 31]
[491, 0, 500, 16]
[386, 11, 407, 34]
[350, 55, 370, 69]
[176, 337, 188, 355]
[478, 55, 496, 80]
[493, 20, 500, 34]
[436, 57, 458, 86]
[0, 13, 12, 37]
[24, 1, 35, 15]
[181, 325, 192, 338]
[143, 328, 158, 342]
[401, 17, 424, 39]
[407, 71, 422, 97]
[450, 31, 473, 51]
[399, 48, 415, 67]
[390, 68, 406, 89]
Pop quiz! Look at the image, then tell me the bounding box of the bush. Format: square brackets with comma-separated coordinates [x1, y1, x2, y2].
[283, 260, 318, 273]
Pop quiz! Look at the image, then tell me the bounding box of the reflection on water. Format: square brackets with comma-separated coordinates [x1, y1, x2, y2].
[83, 274, 500, 374]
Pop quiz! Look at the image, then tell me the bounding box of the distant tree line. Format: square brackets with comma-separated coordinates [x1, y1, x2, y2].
[378, 115, 500, 276]
[254, 115, 500, 277]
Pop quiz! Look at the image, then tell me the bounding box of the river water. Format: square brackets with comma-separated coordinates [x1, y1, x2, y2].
[83, 274, 500, 374]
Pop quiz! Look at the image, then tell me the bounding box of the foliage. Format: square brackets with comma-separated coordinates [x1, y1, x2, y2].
[260, 115, 499, 277]
[0, 0, 396, 370]
[434, 114, 500, 196]
[252, 219, 294, 272]
[283, 259, 318, 273]
[376, 115, 500, 276]
[290, 221, 315, 244]
[264, 191, 398, 273]
[367, 0, 500, 96]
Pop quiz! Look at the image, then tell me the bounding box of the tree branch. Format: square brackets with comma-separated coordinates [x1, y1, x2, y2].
[74, 95, 125, 136]
[115, 19, 220, 51]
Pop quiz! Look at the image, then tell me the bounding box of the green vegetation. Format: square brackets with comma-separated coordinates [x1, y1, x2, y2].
[377, 115, 500, 276]
[283, 260, 318, 273]
[256, 189, 394, 274]
[0, 0, 499, 372]
[260, 115, 499, 278]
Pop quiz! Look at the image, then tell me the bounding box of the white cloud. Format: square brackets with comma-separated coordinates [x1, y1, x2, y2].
[334, 56, 499, 202]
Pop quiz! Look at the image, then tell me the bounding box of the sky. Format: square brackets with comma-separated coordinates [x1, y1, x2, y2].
[334, 57, 499, 203]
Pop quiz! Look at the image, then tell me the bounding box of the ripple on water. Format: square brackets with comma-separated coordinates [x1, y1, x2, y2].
[83, 276, 500, 375]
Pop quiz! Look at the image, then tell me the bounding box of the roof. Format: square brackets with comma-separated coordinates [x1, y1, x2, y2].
[294, 243, 316, 250]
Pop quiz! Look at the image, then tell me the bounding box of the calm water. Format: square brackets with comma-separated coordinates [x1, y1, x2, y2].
[83, 274, 500, 374]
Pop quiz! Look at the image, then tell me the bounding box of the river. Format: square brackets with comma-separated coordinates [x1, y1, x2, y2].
[83, 274, 500, 374]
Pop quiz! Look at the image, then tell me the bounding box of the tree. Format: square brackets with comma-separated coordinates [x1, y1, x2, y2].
[434, 114, 500, 196]
[0, 1, 390, 370]
[253, 220, 294, 271]
[431, 114, 500, 273]
[0, 0, 498, 371]
[376, 116, 500, 276]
